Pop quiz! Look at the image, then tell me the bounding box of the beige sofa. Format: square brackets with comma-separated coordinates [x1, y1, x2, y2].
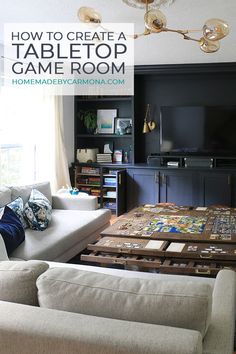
[0, 182, 111, 261]
[0, 261, 235, 354]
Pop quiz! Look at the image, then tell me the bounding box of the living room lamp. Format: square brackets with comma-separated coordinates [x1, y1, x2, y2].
[78, 0, 229, 53]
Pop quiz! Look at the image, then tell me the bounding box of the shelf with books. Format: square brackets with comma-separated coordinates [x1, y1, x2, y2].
[74, 164, 126, 216]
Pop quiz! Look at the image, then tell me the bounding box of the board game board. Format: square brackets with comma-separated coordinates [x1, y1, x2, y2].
[143, 215, 207, 234]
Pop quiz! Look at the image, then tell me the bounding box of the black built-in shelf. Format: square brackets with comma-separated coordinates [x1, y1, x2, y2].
[73, 63, 236, 209]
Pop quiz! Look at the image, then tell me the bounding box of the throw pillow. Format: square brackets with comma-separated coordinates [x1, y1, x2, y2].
[37, 267, 213, 337]
[0, 260, 49, 306]
[10, 181, 52, 205]
[24, 189, 52, 231]
[0, 206, 25, 255]
[7, 197, 28, 229]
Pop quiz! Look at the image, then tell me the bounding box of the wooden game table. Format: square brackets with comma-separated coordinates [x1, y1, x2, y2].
[81, 204, 236, 276]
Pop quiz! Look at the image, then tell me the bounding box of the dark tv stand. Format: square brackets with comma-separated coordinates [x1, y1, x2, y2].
[147, 154, 236, 169]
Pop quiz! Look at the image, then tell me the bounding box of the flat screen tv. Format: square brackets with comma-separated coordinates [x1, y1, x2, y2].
[160, 106, 236, 156]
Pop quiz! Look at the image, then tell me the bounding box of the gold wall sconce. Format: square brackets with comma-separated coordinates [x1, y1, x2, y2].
[143, 104, 157, 133]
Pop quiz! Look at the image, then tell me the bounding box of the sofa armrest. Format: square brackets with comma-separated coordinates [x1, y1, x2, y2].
[0, 301, 202, 354]
[0, 234, 9, 261]
[203, 269, 236, 354]
[52, 193, 98, 211]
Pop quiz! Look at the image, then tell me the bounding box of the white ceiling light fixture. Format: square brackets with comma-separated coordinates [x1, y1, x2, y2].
[78, 0, 229, 53]
[122, 0, 175, 9]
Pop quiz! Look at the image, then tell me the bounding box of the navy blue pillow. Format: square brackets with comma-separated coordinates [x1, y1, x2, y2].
[0, 206, 25, 255]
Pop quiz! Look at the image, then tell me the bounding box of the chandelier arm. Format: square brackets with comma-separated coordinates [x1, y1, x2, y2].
[99, 24, 150, 39]
[162, 27, 201, 42]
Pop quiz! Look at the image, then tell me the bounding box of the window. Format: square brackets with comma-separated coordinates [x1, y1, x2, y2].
[0, 88, 55, 185]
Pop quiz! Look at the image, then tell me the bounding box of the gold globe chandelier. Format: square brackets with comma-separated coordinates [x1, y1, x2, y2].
[78, 0, 229, 53]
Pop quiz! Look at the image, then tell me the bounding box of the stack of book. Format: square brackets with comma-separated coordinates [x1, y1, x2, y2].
[90, 189, 100, 196]
[88, 177, 100, 185]
[79, 187, 91, 194]
[81, 166, 100, 174]
[104, 177, 116, 187]
[96, 153, 112, 163]
[103, 201, 116, 210]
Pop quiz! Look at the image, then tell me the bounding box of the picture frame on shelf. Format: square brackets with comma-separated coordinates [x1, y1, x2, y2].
[104, 141, 114, 154]
[114, 118, 132, 135]
[97, 109, 117, 134]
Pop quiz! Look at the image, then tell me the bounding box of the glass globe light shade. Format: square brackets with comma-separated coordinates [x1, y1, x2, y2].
[203, 18, 229, 41]
[199, 37, 220, 53]
[144, 10, 167, 32]
[77, 7, 102, 23]
[122, 0, 175, 9]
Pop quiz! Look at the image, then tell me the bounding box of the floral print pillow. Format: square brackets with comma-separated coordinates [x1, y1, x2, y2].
[23, 189, 52, 231]
[7, 197, 28, 229]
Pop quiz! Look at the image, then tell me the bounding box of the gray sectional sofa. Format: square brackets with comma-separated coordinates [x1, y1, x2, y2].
[0, 261, 235, 354]
[0, 182, 111, 261]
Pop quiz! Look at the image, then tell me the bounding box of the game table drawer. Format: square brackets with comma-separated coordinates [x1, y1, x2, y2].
[165, 242, 236, 261]
[81, 251, 162, 268]
[87, 237, 168, 256]
[159, 259, 235, 276]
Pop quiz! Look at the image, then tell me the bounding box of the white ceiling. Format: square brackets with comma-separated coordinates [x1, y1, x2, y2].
[0, 0, 235, 65]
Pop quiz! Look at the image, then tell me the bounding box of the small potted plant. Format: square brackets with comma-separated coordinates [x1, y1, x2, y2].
[79, 110, 97, 134]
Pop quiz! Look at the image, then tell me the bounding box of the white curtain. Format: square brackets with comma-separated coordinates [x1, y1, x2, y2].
[53, 96, 71, 192]
[0, 87, 71, 191]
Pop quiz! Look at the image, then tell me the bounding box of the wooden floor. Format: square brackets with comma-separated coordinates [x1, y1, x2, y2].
[110, 214, 119, 224]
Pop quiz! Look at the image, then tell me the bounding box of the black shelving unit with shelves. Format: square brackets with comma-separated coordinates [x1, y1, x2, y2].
[74, 95, 134, 165]
[74, 164, 126, 216]
[73, 63, 236, 210]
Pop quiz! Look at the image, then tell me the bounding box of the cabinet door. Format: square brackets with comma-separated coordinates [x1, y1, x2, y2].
[200, 173, 232, 207]
[160, 171, 196, 206]
[126, 169, 159, 209]
[116, 170, 126, 216]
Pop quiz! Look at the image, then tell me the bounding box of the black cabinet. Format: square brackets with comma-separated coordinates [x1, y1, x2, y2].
[126, 168, 235, 210]
[199, 172, 232, 206]
[127, 169, 159, 209]
[159, 171, 196, 205]
[127, 169, 195, 208]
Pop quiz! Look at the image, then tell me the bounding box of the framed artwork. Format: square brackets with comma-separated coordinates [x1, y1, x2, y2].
[97, 109, 117, 134]
[103, 141, 114, 153]
[114, 118, 132, 135]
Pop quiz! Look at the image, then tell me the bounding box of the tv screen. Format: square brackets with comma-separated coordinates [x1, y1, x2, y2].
[160, 106, 236, 156]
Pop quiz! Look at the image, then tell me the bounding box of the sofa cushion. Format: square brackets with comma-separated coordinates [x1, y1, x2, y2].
[0, 206, 25, 255]
[10, 181, 52, 205]
[0, 187, 12, 207]
[24, 189, 52, 231]
[37, 267, 212, 337]
[0, 260, 49, 305]
[0, 234, 9, 260]
[7, 197, 28, 229]
[10, 209, 111, 261]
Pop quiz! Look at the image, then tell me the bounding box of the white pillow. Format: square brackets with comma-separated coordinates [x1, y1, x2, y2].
[0, 233, 9, 261]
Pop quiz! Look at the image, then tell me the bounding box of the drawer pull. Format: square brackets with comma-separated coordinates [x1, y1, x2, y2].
[195, 269, 211, 275]
[200, 254, 212, 259]
[113, 259, 126, 265]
